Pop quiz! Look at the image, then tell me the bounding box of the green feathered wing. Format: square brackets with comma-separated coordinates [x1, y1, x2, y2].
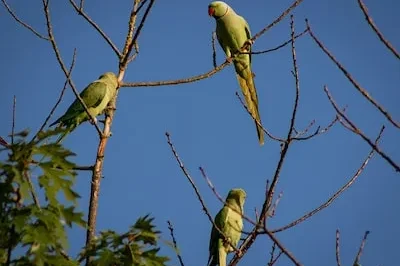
[50, 72, 118, 142]
[208, 188, 246, 266]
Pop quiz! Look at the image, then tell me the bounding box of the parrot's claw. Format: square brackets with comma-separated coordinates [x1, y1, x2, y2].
[226, 57, 233, 63]
[244, 39, 254, 47]
[99, 119, 106, 124]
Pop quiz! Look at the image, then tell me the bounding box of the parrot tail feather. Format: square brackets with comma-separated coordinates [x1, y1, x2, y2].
[235, 71, 265, 146]
[218, 248, 227, 266]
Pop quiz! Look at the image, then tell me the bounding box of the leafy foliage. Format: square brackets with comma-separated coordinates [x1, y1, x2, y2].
[0, 129, 171, 265]
[79, 215, 169, 266]
[0, 129, 84, 265]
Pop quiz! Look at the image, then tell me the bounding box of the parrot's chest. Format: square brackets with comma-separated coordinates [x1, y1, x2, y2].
[216, 20, 246, 51]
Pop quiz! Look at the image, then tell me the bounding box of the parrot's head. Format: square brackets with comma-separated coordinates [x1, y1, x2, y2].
[226, 188, 246, 209]
[208, 1, 229, 19]
[99, 72, 118, 87]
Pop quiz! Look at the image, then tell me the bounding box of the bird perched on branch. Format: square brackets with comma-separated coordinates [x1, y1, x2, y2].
[208, 1, 264, 145]
[49, 72, 118, 142]
[208, 188, 246, 266]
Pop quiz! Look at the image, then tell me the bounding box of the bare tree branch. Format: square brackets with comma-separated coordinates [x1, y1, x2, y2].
[167, 221, 185, 266]
[31, 49, 77, 143]
[165, 132, 241, 255]
[268, 242, 283, 266]
[356, 0, 399, 59]
[335, 230, 342, 266]
[1, 0, 49, 40]
[353, 230, 370, 266]
[121, 0, 155, 66]
[262, 14, 300, 222]
[235, 92, 286, 142]
[122, 0, 303, 88]
[250, 0, 303, 42]
[268, 191, 283, 218]
[271, 126, 384, 233]
[264, 229, 302, 266]
[41, 0, 103, 137]
[324, 86, 400, 172]
[250, 28, 308, 55]
[68, 0, 121, 58]
[306, 19, 400, 129]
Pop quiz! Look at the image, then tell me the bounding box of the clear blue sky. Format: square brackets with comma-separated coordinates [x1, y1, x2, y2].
[1, 0, 399, 265]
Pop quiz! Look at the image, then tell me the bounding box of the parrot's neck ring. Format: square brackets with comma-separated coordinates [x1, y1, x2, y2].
[216, 5, 229, 19]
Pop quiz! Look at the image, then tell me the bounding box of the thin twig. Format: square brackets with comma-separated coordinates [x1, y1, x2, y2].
[265, 229, 302, 266]
[42, 0, 103, 137]
[250, 28, 308, 55]
[31, 50, 77, 143]
[165, 132, 240, 254]
[324, 86, 400, 172]
[251, 0, 303, 42]
[167, 221, 185, 266]
[335, 230, 341, 266]
[293, 120, 315, 136]
[11, 96, 16, 145]
[269, 191, 283, 218]
[1, 0, 49, 40]
[268, 243, 277, 265]
[269, 250, 283, 266]
[307, 19, 400, 129]
[263, 14, 300, 222]
[68, 0, 121, 58]
[292, 113, 340, 141]
[122, 0, 303, 88]
[271, 126, 384, 233]
[353, 231, 370, 266]
[121, 0, 142, 62]
[356, 0, 399, 59]
[79, 0, 84, 11]
[235, 92, 285, 142]
[212, 31, 217, 68]
[121, 0, 155, 66]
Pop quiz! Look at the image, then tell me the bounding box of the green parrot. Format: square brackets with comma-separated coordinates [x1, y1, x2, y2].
[49, 72, 118, 142]
[208, 188, 246, 266]
[208, 1, 264, 146]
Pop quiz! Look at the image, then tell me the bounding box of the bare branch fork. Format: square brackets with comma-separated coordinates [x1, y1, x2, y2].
[272, 126, 384, 233]
[121, 0, 304, 88]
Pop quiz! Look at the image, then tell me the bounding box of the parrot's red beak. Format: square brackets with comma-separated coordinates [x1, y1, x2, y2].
[208, 7, 214, 16]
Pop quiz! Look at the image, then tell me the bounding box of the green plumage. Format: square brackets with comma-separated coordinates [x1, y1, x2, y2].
[209, 1, 264, 145]
[208, 188, 246, 266]
[50, 72, 118, 141]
